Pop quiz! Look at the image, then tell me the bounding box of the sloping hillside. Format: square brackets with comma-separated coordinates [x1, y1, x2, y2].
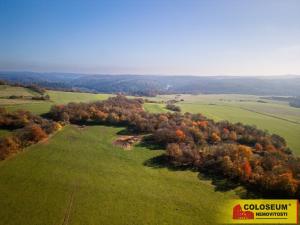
[0, 125, 238, 225]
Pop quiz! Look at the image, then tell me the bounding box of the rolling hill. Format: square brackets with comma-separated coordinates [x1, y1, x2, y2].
[1, 71, 300, 96]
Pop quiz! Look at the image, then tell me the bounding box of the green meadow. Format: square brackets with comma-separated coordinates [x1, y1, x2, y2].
[0, 125, 238, 225]
[1, 87, 113, 115]
[0, 85, 39, 98]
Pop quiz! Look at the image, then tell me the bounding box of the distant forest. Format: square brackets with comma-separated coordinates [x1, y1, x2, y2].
[262, 96, 300, 108]
[0, 72, 300, 97]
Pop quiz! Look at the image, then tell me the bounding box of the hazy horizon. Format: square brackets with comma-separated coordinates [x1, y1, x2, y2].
[2, 70, 300, 78]
[1, 0, 300, 75]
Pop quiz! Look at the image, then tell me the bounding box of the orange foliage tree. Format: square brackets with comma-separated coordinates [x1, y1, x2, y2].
[27, 124, 48, 142]
[175, 129, 186, 140]
[229, 131, 237, 141]
[243, 160, 252, 178]
[211, 132, 221, 143]
[198, 121, 208, 128]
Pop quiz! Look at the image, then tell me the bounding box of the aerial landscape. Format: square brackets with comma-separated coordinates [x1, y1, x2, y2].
[0, 1, 300, 225]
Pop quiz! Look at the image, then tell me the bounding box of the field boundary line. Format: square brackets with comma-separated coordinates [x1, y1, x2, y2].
[238, 106, 300, 125]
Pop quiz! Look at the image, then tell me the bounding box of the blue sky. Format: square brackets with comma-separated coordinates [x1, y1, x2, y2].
[0, 0, 300, 75]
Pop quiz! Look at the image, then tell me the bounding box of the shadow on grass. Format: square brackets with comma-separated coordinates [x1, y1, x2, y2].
[143, 154, 198, 172]
[136, 137, 163, 151]
[143, 154, 286, 199]
[116, 128, 135, 135]
[197, 172, 264, 199]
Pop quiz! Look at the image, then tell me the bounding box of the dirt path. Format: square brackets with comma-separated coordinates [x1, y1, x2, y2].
[61, 183, 77, 225]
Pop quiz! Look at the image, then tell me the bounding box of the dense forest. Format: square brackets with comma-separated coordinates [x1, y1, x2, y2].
[1, 72, 300, 96]
[47, 96, 300, 197]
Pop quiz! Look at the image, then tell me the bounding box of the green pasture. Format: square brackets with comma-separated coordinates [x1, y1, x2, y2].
[0, 88, 113, 115]
[0, 125, 238, 225]
[0, 85, 39, 98]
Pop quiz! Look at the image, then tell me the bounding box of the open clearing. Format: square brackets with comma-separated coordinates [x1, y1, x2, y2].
[0, 125, 238, 225]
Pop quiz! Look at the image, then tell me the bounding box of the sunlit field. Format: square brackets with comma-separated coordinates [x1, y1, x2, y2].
[0, 125, 238, 225]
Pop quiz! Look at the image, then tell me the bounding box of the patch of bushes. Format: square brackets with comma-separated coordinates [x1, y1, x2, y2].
[9, 95, 24, 99]
[31, 95, 50, 100]
[166, 104, 181, 112]
[0, 108, 62, 159]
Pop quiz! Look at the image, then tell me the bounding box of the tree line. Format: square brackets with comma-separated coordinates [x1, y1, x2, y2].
[48, 95, 300, 197]
[0, 108, 62, 159]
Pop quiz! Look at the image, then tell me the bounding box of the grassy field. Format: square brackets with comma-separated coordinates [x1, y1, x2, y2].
[0, 85, 39, 98]
[144, 102, 169, 113]
[0, 125, 238, 225]
[1, 89, 113, 115]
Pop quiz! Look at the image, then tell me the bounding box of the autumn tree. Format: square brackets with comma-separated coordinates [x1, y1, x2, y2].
[255, 143, 263, 151]
[24, 124, 48, 143]
[166, 143, 182, 158]
[175, 129, 186, 140]
[0, 136, 20, 160]
[211, 132, 221, 143]
[229, 131, 237, 141]
[243, 160, 252, 178]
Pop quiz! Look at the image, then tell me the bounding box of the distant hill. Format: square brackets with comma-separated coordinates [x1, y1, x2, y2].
[0, 71, 299, 96]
